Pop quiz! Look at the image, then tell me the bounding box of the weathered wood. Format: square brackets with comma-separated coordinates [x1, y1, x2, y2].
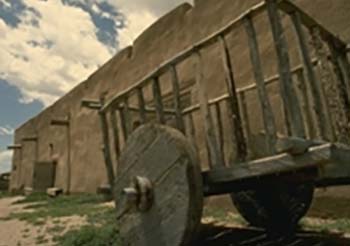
[238, 92, 253, 157]
[170, 65, 185, 133]
[115, 124, 203, 246]
[276, 137, 323, 155]
[101, 1, 267, 113]
[214, 102, 225, 161]
[219, 35, 247, 161]
[195, 51, 225, 168]
[311, 27, 338, 141]
[110, 109, 121, 159]
[81, 99, 102, 110]
[152, 77, 166, 124]
[291, 12, 327, 139]
[136, 87, 147, 124]
[7, 145, 22, 150]
[186, 113, 197, 150]
[295, 70, 314, 138]
[244, 16, 277, 154]
[98, 110, 116, 190]
[119, 97, 131, 141]
[278, 0, 346, 49]
[267, 0, 305, 138]
[328, 41, 350, 143]
[203, 143, 332, 196]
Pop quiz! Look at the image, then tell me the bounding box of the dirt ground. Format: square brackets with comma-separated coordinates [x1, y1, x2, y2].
[0, 197, 86, 246]
[1, 188, 350, 246]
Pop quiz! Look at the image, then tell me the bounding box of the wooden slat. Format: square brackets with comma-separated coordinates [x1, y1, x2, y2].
[267, 0, 305, 138]
[238, 91, 253, 157]
[170, 65, 185, 133]
[218, 35, 247, 161]
[136, 87, 147, 124]
[214, 102, 225, 161]
[195, 51, 225, 168]
[119, 98, 131, 141]
[244, 16, 277, 154]
[327, 41, 350, 142]
[291, 12, 328, 139]
[203, 143, 332, 196]
[152, 77, 166, 124]
[98, 111, 116, 189]
[110, 109, 121, 158]
[295, 70, 314, 138]
[278, 0, 346, 49]
[186, 113, 197, 150]
[311, 27, 337, 141]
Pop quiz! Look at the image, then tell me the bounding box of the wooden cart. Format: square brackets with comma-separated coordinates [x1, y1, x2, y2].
[83, 0, 350, 245]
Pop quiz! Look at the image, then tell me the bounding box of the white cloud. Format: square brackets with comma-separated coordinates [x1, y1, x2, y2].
[0, 150, 12, 174]
[0, 0, 114, 106]
[0, 0, 193, 106]
[0, 126, 14, 136]
[110, 0, 193, 48]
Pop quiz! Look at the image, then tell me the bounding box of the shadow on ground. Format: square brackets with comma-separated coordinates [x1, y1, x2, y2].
[193, 223, 350, 246]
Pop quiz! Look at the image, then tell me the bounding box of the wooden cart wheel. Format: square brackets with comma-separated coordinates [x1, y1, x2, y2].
[231, 183, 314, 233]
[114, 124, 203, 246]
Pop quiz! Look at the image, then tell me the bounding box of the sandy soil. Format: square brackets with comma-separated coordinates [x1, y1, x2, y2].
[0, 197, 86, 246]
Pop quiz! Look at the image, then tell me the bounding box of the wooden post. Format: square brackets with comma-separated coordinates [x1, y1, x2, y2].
[194, 51, 225, 168]
[266, 0, 305, 138]
[218, 35, 247, 161]
[310, 27, 338, 141]
[137, 87, 147, 124]
[98, 98, 115, 190]
[214, 102, 225, 162]
[110, 109, 121, 161]
[295, 69, 314, 138]
[170, 65, 186, 133]
[328, 41, 350, 143]
[186, 113, 197, 151]
[119, 97, 131, 141]
[290, 11, 328, 139]
[152, 77, 165, 124]
[244, 15, 277, 154]
[238, 91, 253, 157]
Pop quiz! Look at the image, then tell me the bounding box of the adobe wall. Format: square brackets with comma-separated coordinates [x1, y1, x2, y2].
[10, 0, 350, 194]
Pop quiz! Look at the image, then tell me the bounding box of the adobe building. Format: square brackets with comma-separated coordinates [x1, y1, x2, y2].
[8, 0, 350, 194]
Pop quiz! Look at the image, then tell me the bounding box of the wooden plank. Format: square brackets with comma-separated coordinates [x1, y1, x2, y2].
[238, 91, 253, 157]
[203, 144, 332, 196]
[266, 0, 305, 138]
[195, 51, 225, 168]
[119, 97, 131, 141]
[214, 102, 225, 162]
[327, 41, 350, 142]
[278, 0, 346, 49]
[219, 35, 247, 161]
[110, 109, 121, 159]
[152, 77, 166, 124]
[170, 65, 185, 133]
[136, 87, 147, 124]
[276, 137, 323, 155]
[291, 11, 327, 139]
[186, 113, 197, 151]
[244, 16, 277, 155]
[311, 27, 338, 141]
[295, 70, 314, 138]
[98, 111, 116, 189]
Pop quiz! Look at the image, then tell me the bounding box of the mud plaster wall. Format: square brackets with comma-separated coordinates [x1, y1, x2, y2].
[10, 0, 350, 193]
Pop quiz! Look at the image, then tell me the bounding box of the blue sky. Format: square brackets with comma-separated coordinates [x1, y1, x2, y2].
[0, 0, 190, 174]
